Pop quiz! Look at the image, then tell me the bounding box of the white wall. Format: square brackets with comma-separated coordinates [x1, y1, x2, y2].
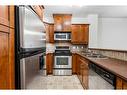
[72, 17, 88, 24]
[98, 18, 127, 50]
[87, 15, 98, 48]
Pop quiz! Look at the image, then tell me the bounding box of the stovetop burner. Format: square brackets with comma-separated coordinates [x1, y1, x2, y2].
[55, 46, 72, 56]
[55, 50, 72, 56]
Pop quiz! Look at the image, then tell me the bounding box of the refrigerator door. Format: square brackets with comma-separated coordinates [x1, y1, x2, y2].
[16, 6, 46, 89]
[19, 6, 46, 48]
[20, 53, 43, 89]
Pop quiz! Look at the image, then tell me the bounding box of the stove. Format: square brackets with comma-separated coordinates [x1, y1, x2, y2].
[53, 46, 72, 75]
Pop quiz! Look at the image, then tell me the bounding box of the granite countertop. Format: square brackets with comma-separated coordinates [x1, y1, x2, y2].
[75, 52, 127, 81]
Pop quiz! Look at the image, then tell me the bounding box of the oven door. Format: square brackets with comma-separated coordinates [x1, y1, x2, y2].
[54, 56, 72, 68]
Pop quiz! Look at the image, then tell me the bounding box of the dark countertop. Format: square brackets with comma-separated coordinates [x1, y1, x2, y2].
[75, 52, 127, 81]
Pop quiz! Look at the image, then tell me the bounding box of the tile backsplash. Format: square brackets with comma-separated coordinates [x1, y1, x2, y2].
[71, 45, 87, 52]
[89, 49, 127, 61]
[46, 43, 55, 53]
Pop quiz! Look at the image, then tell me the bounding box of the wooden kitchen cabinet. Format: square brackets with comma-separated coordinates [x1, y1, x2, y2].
[46, 53, 54, 74]
[116, 77, 127, 89]
[80, 25, 89, 44]
[49, 24, 54, 43]
[76, 54, 80, 77]
[82, 58, 89, 89]
[116, 77, 123, 89]
[76, 54, 89, 89]
[53, 14, 63, 31]
[0, 30, 9, 89]
[53, 14, 72, 32]
[71, 25, 80, 43]
[63, 15, 72, 31]
[72, 54, 77, 74]
[0, 5, 15, 89]
[71, 24, 89, 44]
[79, 58, 83, 82]
[123, 80, 127, 89]
[44, 22, 54, 43]
[0, 6, 9, 26]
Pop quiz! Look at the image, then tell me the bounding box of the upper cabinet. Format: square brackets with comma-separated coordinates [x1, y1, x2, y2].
[44, 22, 54, 43]
[71, 24, 89, 44]
[31, 5, 44, 21]
[53, 14, 72, 32]
[53, 14, 63, 31]
[49, 24, 54, 43]
[63, 15, 72, 31]
[0, 6, 9, 26]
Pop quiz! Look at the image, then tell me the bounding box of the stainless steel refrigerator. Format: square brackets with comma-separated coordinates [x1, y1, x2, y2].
[15, 6, 46, 89]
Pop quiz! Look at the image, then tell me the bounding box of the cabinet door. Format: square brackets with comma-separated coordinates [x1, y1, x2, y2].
[63, 15, 72, 32]
[79, 61, 83, 82]
[116, 77, 123, 89]
[0, 32, 9, 89]
[0, 5, 15, 89]
[46, 53, 53, 74]
[123, 80, 127, 89]
[71, 25, 80, 43]
[80, 25, 89, 44]
[53, 15, 63, 31]
[71, 24, 89, 44]
[49, 24, 54, 43]
[72, 54, 77, 74]
[0, 6, 9, 26]
[82, 59, 89, 89]
[76, 55, 80, 77]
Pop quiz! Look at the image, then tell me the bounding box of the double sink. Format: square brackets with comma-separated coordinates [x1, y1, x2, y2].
[81, 52, 108, 59]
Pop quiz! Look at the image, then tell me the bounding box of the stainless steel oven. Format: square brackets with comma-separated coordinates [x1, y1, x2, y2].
[54, 56, 72, 68]
[54, 32, 71, 41]
[53, 46, 72, 75]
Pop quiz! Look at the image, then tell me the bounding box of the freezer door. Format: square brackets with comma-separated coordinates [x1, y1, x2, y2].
[20, 53, 43, 89]
[19, 6, 46, 48]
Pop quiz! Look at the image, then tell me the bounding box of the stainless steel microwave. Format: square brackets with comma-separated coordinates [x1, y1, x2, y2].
[54, 32, 71, 41]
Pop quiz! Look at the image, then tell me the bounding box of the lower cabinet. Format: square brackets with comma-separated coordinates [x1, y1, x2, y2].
[46, 53, 54, 75]
[0, 32, 9, 89]
[82, 59, 89, 89]
[116, 77, 127, 89]
[72, 54, 77, 74]
[76, 54, 89, 89]
[123, 80, 127, 89]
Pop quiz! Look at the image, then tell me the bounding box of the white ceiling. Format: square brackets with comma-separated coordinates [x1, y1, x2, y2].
[44, 5, 127, 18]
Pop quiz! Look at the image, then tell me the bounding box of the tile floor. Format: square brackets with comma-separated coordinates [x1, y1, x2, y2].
[27, 74, 83, 89]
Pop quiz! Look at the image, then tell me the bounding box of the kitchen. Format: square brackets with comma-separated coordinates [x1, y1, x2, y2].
[0, 5, 127, 91]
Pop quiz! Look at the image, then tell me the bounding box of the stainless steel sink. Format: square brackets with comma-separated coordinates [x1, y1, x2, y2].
[81, 52, 108, 59]
[87, 55, 107, 58]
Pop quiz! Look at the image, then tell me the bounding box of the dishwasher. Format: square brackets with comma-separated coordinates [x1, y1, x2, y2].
[89, 63, 116, 89]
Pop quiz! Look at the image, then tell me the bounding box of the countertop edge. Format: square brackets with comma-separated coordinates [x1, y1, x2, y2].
[75, 52, 127, 82]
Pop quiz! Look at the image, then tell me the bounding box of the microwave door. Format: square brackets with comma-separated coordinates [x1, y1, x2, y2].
[54, 34, 67, 40]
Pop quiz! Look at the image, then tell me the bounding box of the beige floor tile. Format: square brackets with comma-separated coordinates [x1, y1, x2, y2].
[27, 75, 83, 90]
